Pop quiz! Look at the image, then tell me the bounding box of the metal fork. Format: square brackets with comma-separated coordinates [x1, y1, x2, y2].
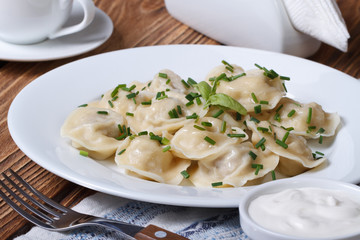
[0, 169, 188, 240]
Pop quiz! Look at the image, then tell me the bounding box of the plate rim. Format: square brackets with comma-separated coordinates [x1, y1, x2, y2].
[7, 44, 360, 207]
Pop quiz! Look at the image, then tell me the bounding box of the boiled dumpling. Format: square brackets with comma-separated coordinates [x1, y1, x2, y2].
[205, 63, 245, 83]
[171, 117, 248, 161]
[247, 119, 326, 176]
[215, 69, 286, 112]
[115, 136, 191, 185]
[61, 106, 126, 159]
[127, 96, 195, 135]
[189, 142, 279, 187]
[265, 97, 340, 139]
[95, 82, 154, 117]
[148, 69, 191, 94]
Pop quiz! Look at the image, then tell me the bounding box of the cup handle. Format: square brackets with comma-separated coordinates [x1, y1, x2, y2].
[48, 0, 96, 39]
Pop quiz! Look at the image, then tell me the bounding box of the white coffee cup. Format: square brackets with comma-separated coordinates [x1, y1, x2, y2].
[0, 0, 96, 45]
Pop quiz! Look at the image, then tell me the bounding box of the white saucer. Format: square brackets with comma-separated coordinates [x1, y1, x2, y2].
[0, 2, 113, 62]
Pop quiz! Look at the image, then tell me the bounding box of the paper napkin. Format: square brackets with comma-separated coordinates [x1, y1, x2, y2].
[14, 192, 248, 240]
[282, 0, 350, 52]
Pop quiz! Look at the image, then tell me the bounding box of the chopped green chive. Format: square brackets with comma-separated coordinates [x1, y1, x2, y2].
[79, 150, 89, 157]
[161, 137, 170, 145]
[97, 111, 108, 115]
[276, 104, 283, 113]
[280, 76, 290, 80]
[187, 77, 197, 86]
[230, 73, 246, 81]
[181, 170, 190, 179]
[260, 100, 269, 105]
[255, 137, 266, 149]
[252, 164, 263, 175]
[78, 104, 88, 107]
[282, 83, 288, 92]
[221, 121, 227, 133]
[186, 113, 198, 119]
[227, 134, 246, 138]
[108, 100, 114, 108]
[307, 126, 317, 133]
[274, 113, 281, 122]
[118, 124, 124, 133]
[194, 125, 206, 131]
[212, 109, 224, 118]
[162, 146, 171, 152]
[201, 122, 212, 127]
[251, 92, 259, 103]
[196, 97, 202, 105]
[150, 133, 162, 141]
[306, 107, 313, 124]
[319, 135, 323, 144]
[166, 79, 171, 84]
[185, 92, 195, 101]
[156, 91, 168, 100]
[141, 100, 152, 105]
[211, 181, 223, 187]
[260, 144, 266, 151]
[249, 151, 257, 160]
[216, 73, 227, 81]
[128, 85, 136, 92]
[111, 84, 126, 98]
[168, 108, 179, 119]
[316, 127, 325, 134]
[251, 163, 264, 169]
[222, 60, 233, 69]
[118, 149, 126, 155]
[271, 170, 276, 180]
[257, 127, 269, 133]
[126, 92, 137, 99]
[250, 116, 260, 123]
[186, 100, 194, 107]
[138, 131, 148, 136]
[181, 79, 190, 88]
[315, 151, 325, 156]
[282, 131, 290, 142]
[236, 112, 242, 121]
[204, 136, 216, 145]
[281, 126, 294, 132]
[126, 112, 134, 117]
[159, 72, 168, 78]
[177, 105, 182, 115]
[254, 105, 261, 114]
[112, 96, 119, 101]
[276, 139, 288, 149]
[287, 109, 296, 117]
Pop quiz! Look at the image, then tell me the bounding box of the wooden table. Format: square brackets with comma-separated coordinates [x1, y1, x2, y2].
[1, 0, 359, 239]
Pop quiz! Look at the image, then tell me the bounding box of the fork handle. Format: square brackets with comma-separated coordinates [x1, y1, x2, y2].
[134, 224, 189, 240]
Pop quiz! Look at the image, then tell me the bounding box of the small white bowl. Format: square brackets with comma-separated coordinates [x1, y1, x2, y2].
[239, 178, 360, 240]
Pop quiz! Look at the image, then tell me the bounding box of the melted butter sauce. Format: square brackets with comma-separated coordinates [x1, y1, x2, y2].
[249, 187, 360, 238]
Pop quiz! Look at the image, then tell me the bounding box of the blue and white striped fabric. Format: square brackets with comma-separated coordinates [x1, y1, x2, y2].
[15, 192, 249, 240]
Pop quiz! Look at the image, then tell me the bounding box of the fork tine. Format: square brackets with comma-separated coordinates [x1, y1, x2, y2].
[0, 179, 53, 228]
[9, 169, 69, 212]
[2, 172, 62, 218]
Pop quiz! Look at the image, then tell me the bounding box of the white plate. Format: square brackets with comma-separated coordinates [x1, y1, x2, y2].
[7, 45, 360, 208]
[0, 2, 113, 62]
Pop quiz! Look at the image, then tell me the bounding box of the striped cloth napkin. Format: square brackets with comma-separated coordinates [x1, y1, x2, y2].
[14, 192, 248, 240]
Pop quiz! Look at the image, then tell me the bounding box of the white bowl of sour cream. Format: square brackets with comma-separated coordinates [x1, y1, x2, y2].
[239, 178, 360, 240]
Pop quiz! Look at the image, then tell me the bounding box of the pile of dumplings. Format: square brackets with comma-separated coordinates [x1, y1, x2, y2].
[61, 62, 340, 188]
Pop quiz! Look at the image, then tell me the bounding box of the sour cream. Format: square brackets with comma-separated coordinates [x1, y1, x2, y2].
[248, 187, 360, 238]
